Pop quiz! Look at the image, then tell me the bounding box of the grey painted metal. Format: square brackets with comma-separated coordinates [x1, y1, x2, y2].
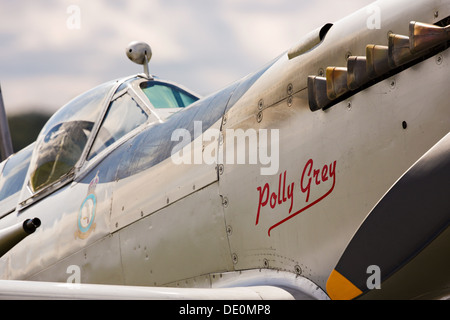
[210, 270, 329, 300]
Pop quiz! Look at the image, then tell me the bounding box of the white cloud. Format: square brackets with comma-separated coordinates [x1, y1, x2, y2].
[221, 0, 374, 63]
[0, 0, 374, 115]
[1, 74, 104, 115]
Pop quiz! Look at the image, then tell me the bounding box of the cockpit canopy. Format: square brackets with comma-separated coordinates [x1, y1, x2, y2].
[29, 81, 114, 192]
[26, 76, 199, 195]
[140, 81, 198, 109]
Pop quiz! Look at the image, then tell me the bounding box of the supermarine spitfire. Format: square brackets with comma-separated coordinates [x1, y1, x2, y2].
[0, 0, 449, 300]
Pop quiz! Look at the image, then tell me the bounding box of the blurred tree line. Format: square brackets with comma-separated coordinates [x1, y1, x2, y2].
[8, 112, 51, 153]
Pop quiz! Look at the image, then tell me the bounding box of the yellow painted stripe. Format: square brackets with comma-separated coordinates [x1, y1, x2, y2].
[326, 269, 363, 300]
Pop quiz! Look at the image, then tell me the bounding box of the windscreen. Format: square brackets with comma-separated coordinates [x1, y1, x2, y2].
[140, 81, 198, 109]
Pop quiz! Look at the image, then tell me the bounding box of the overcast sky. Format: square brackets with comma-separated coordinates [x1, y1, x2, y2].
[0, 0, 374, 115]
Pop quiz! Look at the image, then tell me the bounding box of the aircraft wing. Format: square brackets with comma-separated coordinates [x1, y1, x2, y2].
[0, 280, 295, 300]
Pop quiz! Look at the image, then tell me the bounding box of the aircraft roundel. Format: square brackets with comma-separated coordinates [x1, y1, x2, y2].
[75, 172, 99, 239]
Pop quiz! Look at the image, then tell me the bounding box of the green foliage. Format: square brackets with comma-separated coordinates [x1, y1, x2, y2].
[8, 112, 51, 153]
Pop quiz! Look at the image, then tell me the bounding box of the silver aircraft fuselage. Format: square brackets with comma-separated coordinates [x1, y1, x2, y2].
[0, 0, 449, 300]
